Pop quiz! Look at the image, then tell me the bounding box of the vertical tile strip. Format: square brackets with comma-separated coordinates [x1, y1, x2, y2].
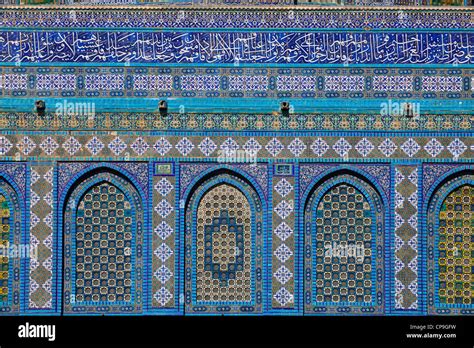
[152, 174, 176, 308]
[394, 166, 418, 310]
[272, 174, 295, 309]
[28, 165, 54, 309]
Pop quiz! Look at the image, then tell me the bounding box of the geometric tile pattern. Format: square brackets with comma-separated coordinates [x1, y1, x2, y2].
[272, 176, 295, 308]
[152, 176, 175, 308]
[4, 8, 472, 30]
[36, 74, 76, 91]
[0, 193, 10, 303]
[438, 185, 473, 306]
[74, 182, 133, 303]
[56, 162, 149, 201]
[196, 184, 251, 302]
[426, 172, 474, 315]
[2, 4, 474, 318]
[304, 173, 385, 315]
[0, 173, 22, 313]
[2, 67, 472, 100]
[62, 171, 144, 314]
[0, 74, 28, 90]
[324, 76, 365, 92]
[314, 184, 373, 304]
[179, 163, 269, 200]
[184, 173, 264, 313]
[394, 166, 419, 310]
[0, 113, 472, 132]
[2, 158, 473, 316]
[422, 164, 461, 201]
[0, 137, 12, 156]
[0, 135, 472, 161]
[29, 165, 54, 309]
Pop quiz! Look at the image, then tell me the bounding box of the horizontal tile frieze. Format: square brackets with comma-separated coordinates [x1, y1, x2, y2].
[1, 66, 472, 101]
[1, 8, 472, 30]
[2, 31, 473, 65]
[0, 113, 472, 131]
[0, 134, 472, 160]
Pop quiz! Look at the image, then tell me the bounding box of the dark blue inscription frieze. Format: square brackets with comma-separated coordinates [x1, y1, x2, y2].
[1, 31, 473, 65]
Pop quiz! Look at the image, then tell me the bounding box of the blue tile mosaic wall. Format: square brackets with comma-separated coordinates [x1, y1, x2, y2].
[0, 6, 472, 316]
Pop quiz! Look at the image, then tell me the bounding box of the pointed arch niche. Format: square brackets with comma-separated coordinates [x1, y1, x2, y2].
[62, 171, 144, 314]
[184, 171, 264, 314]
[303, 172, 385, 315]
[426, 172, 474, 315]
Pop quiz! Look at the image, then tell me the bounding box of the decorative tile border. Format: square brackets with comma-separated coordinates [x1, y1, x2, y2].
[393, 165, 418, 311]
[28, 164, 53, 310]
[0, 134, 473, 161]
[1, 67, 471, 100]
[151, 174, 177, 309]
[1, 8, 472, 30]
[3, 31, 473, 65]
[272, 172, 296, 310]
[0, 113, 472, 132]
[29, 0, 295, 6]
[57, 162, 149, 198]
[25, 0, 450, 6]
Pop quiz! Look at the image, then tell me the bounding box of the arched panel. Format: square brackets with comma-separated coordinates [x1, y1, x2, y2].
[0, 177, 22, 314]
[0, 193, 11, 305]
[0, 193, 12, 304]
[314, 184, 373, 304]
[304, 174, 385, 315]
[63, 172, 143, 314]
[427, 174, 474, 315]
[184, 173, 264, 314]
[438, 185, 472, 306]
